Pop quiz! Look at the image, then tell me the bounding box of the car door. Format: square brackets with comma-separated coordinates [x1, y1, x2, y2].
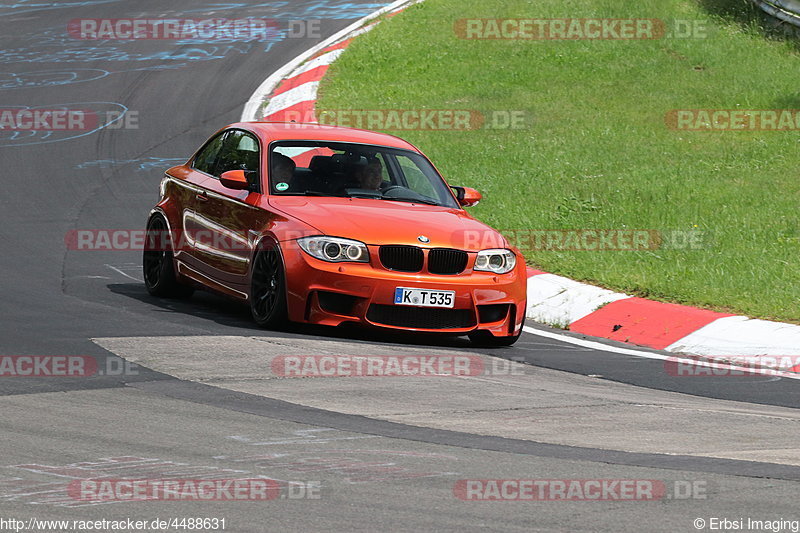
[170, 130, 225, 271]
[190, 129, 266, 297]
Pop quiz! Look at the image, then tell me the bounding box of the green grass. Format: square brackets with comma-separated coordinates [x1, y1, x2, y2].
[317, 0, 800, 322]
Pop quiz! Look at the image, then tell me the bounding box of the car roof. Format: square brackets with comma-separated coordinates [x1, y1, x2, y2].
[231, 121, 420, 151]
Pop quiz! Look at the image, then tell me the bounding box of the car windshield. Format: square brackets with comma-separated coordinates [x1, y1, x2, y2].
[268, 141, 460, 208]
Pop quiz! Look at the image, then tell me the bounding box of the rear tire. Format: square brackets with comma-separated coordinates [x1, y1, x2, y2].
[469, 329, 521, 347]
[250, 244, 288, 328]
[142, 215, 193, 298]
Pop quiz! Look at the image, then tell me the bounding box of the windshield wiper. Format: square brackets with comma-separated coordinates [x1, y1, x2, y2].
[382, 196, 440, 206]
[303, 190, 346, 197]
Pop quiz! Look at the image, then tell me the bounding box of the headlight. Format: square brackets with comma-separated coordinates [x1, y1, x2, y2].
[297, 236, 369, 263]
[474, 249, 516, 274]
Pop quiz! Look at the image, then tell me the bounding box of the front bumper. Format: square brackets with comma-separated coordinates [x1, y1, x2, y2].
[281, 243, 526, 337]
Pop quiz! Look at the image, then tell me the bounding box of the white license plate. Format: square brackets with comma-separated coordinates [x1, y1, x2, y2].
[394, 287, 455, 308]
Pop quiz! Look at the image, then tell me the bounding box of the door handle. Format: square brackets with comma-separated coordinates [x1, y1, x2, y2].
[196, 192, 208, 202]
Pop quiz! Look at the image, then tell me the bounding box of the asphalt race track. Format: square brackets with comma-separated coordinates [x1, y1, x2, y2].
[0, 2, 798, 531]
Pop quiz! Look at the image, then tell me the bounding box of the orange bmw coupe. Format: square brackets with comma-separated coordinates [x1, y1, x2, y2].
[143, 122, 527, 346]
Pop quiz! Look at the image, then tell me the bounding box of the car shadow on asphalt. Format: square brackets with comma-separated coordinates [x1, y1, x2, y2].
[107, 283, 477, 350]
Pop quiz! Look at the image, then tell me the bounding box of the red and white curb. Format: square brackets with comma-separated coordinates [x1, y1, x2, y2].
[241, 1, 800, 369]
[241, 0, 417, 122]
[525, 271, 800, 359]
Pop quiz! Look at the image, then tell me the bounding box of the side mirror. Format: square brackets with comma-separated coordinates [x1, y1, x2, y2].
[452, 186, 482, 207]
[220, 170, 251, 190]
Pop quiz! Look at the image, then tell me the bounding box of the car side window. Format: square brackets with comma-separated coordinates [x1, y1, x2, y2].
[216, 131, 261, 187]
[193, 132, 228, 176]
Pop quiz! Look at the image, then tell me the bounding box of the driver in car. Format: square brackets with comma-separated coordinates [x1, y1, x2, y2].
[354, 157, 386, 190]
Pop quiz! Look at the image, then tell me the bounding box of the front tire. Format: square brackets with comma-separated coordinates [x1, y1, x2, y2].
[250, 244, 288, 328]
[143, 215, 193, 298]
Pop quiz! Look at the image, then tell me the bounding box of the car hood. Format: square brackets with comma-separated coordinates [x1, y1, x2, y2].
[268, 196, 508, 251]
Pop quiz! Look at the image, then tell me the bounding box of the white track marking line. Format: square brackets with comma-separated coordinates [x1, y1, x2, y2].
[105, 264, 142, 282]
[521, 326, 800, 380]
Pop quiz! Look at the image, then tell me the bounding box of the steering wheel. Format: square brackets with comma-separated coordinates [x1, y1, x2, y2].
[380, 185, 405, 195]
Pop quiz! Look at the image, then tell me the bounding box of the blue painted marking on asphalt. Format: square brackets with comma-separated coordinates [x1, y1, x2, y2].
[0, 102, 128, 147]
[176, 2, 393, 19]
[0, 1, 397, 145]
[0, 69, 110, 90]
[0, 2, 395, 71]
[0, 0, 120, 17]
[0, 31, 271, 68]
[76, 157, 186, 171]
